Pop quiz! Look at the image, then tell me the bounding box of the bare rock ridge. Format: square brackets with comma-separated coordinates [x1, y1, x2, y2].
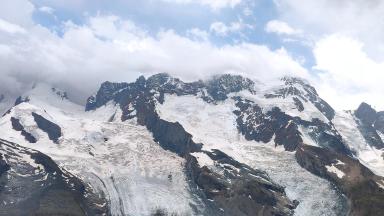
[87, 73, 297, 215]
[0, 139, 108, 215]
[10, 117, 37, 143]
[354, 102, 384, 149]
[85, 73, 384, 216]
[1, 73, 384, 215]
[31, 112, 62, 143]
[296, 144, 384, 216]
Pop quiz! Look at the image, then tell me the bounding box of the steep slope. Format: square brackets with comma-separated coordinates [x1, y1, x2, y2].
[333, 103, 384, 177]
[0, 73, 384, 215]
[84, 73, 384, 216]
[0, 84, 202, 215]
[0, 139, 107, 215]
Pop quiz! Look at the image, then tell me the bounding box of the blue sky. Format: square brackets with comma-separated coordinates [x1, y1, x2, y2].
[1, 0, 384, 110]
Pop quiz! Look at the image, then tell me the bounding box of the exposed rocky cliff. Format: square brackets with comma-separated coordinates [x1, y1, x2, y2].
[0, 139, 108, 215]
[0, 73, 383, 215]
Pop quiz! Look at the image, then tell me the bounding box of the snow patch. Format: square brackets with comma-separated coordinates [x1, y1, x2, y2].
[325, 164, 345, 179]
[191, 152, 214, 167]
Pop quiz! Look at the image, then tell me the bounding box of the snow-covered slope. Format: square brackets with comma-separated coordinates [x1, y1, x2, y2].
[0, 73, 384, 216]
[0, 84, 199, 216]
[157, 94, 347, 216]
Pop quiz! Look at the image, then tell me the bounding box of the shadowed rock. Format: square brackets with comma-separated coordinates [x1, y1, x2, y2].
[0, 139, 108, 215]
[10, 117, 37, 143]
[32, 112, 62, 143]
[296, 144, 384, 216]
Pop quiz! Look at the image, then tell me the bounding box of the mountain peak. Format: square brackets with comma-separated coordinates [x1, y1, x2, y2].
[355, 102, 377, 125]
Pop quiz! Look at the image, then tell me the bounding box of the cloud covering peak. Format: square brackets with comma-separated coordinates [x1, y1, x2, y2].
[0, 0, 308, 105]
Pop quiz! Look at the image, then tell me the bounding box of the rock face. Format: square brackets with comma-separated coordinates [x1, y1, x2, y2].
[83, 73, 384, 215]
[86, 73, 257, 112]
[85, 74, 297, 215]
[0, 139, 107, 215]
[1, 73, 384, 215]
[187, 150, 297, 216]
[265, 77, 335, 120]
[233, 96, 350, 154]
[355, 103, 377, 125]
[354, 102, 384, 149]
[375, 111, 384, 133]
[10, 117, 37, 143]
[296, 144, 384, 216]
[32, 112, 62, 143]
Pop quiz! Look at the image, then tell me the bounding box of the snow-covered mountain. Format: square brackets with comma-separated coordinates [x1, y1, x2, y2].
[0, 73, 384, 216]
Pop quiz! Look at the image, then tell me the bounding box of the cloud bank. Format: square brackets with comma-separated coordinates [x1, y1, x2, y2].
[0, 0, 308, 105]
[273, 0, 384, 110]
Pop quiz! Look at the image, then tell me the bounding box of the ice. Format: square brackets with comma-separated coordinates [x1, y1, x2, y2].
[325, 164, 345, 179]
[333, 110, 384, 176]
[157, 94, 347, 216]
[191, 152, 215, 167]
[0, 84, 197, 216]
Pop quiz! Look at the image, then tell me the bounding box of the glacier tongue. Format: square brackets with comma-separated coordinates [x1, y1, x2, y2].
[157, 94, 348, 216]
[0, 85, 199, 216]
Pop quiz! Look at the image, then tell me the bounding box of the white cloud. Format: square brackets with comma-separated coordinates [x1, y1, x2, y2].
[0, 19, 26, 34]
[313, 34, 384, 110]
[274, 0, 384, 61]
[162, 0, 242, 10]
[273, 0, 384, 110]
[210, 21, 252, 36]
[186, 28, 209, 41]
[38, 6, 55, 14]
[265, 20, 301, 35]
[0, 0, 34, 27]
[0, 1, 308, 104]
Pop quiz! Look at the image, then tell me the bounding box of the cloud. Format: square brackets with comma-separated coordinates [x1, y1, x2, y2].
[272, 0, 384, 110]
[0, 19, 27, 34]
[265, 20, 301, 35]
[161, 0, 242, 10]
[274, 0, 384, 61]
[210, 20, 253, 36]
[186, 28, 209, 41]
[38, 6, 55, 14]
[0, 1, 309, 105]
[0, 0, 34, 27]
[313, 34, 384, 110]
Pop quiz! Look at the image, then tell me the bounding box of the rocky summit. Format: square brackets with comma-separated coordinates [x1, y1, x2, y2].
[0, 74, 383, 216]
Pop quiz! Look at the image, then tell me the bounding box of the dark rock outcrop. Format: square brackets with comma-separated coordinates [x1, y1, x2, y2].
[86, 81, 130, 111]
[355, 103, 377, 125]
[354, 103, 384, 149]
[10, 117, 37, 143]
[205, 74, 255, 101]
[0, 153, 9, 176]
[14, 96, 30, 106]
[51, 87, 69, 100]
[375, 111, 384, 133]
[86, 74, 296, 216]
[86, 73, 257, 111]
[296, 144, 384, 216]
[187, 150, 296, 216]
[293, 97, 304, 112]
[265, 77, 335, 120]
[0, 139, 108, 215]
[32, 112, 62, 143]
[233, 97, 350, 154]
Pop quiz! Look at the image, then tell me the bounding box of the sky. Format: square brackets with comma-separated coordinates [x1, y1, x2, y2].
[0, 0, 383, 110]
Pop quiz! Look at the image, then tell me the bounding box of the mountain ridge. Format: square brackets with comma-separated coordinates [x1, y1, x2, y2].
[0, 73, 383, 215]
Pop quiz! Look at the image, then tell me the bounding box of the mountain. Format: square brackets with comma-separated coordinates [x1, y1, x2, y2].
[0, 73, 383, 215]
